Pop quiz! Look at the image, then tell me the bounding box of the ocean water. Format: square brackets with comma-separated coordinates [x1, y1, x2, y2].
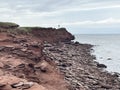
[75, 34, 120, 73]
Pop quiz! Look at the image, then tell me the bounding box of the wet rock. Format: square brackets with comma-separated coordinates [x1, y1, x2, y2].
[107, 58, 112, 60]
[97, 63, 107, 68]
[74, 41, 80, 46]
[112, 72, 120, 77]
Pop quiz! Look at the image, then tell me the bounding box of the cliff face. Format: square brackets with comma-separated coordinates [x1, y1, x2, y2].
[0, 22, 74, 90]
[29, 27, 75, 43]
[0, 22, 74, 43]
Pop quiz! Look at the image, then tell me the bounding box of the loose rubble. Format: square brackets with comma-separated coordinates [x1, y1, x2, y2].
[44, 42, 120, 90]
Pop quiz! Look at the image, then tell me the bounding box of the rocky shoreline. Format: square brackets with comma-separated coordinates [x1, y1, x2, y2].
[0, 22, 120, 90]
[43, 42, 120, 90]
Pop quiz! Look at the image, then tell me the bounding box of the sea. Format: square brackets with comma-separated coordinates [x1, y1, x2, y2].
[75, 34, 120, 73]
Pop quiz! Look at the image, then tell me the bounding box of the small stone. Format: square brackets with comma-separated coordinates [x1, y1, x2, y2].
[28, 63, 34, 68]
[22, 82, 34, 89]
[24, 82, 34, 86]
[107, 58, 112, 60]
[11, 81, 24, 88]
[97, 63, 107, 68]
[17, 64, 25, 68]
[21, 48, 27, 52]
[44, 44, 52, 47]
[35, 61, 48, 73]
[11, 81, 34, 89]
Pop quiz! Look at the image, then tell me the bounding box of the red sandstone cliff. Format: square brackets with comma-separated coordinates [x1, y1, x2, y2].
[0, 22, 74, 90]
[30, 27, 74, 43]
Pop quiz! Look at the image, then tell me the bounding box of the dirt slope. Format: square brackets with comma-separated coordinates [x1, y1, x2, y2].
[0, 23, 74, 90]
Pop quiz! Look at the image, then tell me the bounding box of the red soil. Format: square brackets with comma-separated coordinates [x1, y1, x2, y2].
[0, 31, 72, 90]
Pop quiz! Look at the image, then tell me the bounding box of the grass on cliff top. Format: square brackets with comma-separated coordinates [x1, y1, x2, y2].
[18, 27, 32, 32]
[0, 22, 19, 28]
[0, 22, 67, 35]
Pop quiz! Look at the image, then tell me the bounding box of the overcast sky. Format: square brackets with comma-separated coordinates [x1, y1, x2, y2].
[0, 0, 120, 34]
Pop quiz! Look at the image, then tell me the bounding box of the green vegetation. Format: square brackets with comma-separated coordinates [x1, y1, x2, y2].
[0, 22, 19, 28]
[0, 22, 70, 37]
[0, 22, 34, 34]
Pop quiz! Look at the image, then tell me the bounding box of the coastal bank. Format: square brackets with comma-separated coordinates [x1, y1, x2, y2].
[0, 22, 120, 90]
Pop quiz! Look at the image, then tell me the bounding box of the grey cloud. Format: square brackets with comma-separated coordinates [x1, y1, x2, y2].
[1, 0, 120, 14]
[0, 0, 120, 32]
